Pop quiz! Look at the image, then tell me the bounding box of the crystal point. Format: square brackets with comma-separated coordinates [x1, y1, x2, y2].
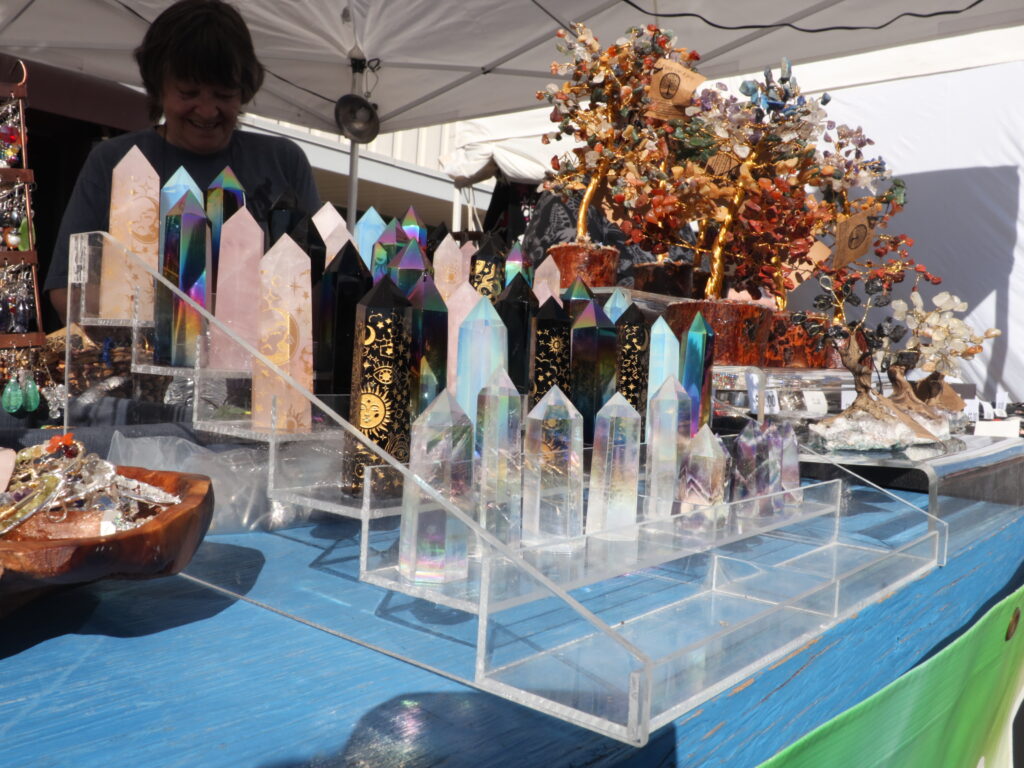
[474, 367, 524, 550]
[529, 296, 571, 408]
[494, 273, 539, 395]
[645, 376, 691, 520]
[399, 392, 473, 584]
[681, 312, 715, 431]
[387, 239, 431, 296]
[522, 386, 584, 550]
[679, 424, 729, 534]
[602, 287, 632, 324]
[401, 205, 427, 249]
[586, 393, 641, 535]
[570, 301, 617, 442]
[432, 234, 469, 302]
[354, 207, 386, 270]
[615, 303, 650, 421]
[456, 298, 508, 425]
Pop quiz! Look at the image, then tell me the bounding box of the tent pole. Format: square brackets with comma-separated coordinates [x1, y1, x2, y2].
[451, 185, 462, 233]
[347, 141, 360, 232]
[346, 55, 366, 232]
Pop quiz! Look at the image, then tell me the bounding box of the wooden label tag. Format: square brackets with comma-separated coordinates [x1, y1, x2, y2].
[647, 58, 705, 120]
[833, 211, 872, 269]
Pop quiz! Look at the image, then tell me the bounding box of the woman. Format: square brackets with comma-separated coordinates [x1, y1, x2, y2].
[44, 0, 320, 320]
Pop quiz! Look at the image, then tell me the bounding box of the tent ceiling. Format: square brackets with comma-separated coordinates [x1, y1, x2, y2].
[1, 0, 1022, 133]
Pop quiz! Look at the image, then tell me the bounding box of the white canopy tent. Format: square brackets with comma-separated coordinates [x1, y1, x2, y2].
[1, 0, 1023, 134]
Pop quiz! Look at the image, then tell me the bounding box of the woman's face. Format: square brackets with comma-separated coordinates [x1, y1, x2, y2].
[160, 75, 242, 154]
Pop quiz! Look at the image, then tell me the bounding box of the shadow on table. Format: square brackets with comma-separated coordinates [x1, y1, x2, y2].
[0, 541, 263, 659]
[258, 691, 678, 768]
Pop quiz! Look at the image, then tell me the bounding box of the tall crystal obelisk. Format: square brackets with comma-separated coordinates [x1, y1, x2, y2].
[456, 298, 508, 425]
[681, 312, 715, 431]
[408, 274, 447, 417]
[104, 146, 159, 320]
[210, 207, 263, 371]
[569, 300, 617, 443]
[494, 273, 538, 395]
[474, 368, 523, 552]
[252, 234, 313, 431]
[347, 276, 412, 492]
[522, 386, 584, 552]
[645, 376, 691, 520]
[586, 393, 641, 535]
[615, 303, 650, 421]
[528, 296, 571, 408]
[399, 392, 473, 584]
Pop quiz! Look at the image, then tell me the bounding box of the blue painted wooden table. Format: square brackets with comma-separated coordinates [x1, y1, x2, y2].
[3, 487, 1023, 768]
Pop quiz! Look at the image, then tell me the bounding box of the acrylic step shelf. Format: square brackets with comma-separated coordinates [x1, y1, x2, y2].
[65, 231, 943, 746]
[356, 461, 941, 745]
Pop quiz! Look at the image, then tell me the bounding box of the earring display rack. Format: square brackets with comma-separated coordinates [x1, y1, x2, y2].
[0, 71, 45, 350]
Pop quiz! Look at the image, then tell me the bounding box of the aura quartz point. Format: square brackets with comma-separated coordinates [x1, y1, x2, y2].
[586, 393, 641, 535]
[370, 219, 410, 283]
[494, 273, 538, 395]
[730, 420, 768, 518]
[210, 207, 263, 371]
[252, 234, 313, 431]
[761, 421, 784, 510]
[159, 167, 202, 258]
[354, 207, 386, 270]
[387, 240, 432, 296]
[205, 165, 245, 289]
[400, 205, 428, 249]
[468, 233, 506, 301]
[647, 317, 680, 422]
[569, 301, 617, 443]
[522, 385, 584, 550]
[474, 367, 523, 551]
[398, 392, 472, 584]
[104, 145, 159, 320]
[446, 282, 482, 392]
[561, 276, 595, 326]
[166, 191, 210, 367]
[679, 424, 730, 534]
[528, 296, 571, 408]
[323, 242, 372, 394]
[347, 276, 412, 491]
[681, 312, 715, 431]
[456, 298, 508, 425]
[504, 241, 529, 287]
[312, 201, 353, 261]
[432, 234, 468, 302]
[602, 287, 631, 324]
[408, 274, 447, 417]
[532, 256, 561, 305]
[615, 303, 650, 420]
[778, 421, 803, 509]
[645, 376, 691, 521]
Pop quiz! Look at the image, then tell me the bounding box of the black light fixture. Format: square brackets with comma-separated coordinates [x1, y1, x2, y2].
[334, 58, 380, 143]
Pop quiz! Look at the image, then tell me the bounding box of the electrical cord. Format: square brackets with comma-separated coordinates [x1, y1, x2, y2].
[617, 0, 987, 33]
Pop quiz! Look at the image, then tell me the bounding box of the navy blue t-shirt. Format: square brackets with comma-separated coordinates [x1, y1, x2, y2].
[44, 127, 321, 292]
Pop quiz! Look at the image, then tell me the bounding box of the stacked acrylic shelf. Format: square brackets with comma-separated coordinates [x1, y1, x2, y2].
[64, 231, 947, 746]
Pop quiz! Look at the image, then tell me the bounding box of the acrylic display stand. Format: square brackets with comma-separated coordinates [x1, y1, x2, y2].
[64, 232, 952, 746]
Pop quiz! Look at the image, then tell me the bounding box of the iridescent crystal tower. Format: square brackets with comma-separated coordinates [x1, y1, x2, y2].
[647, 317, 680, 437]
[494, 273, 538, 395]
[569, 300, 616, 443]
[205, 165, 245, 292]
[408, 274, 447, 417]
[401, 205, 428, 249]
[561, 277, 596, 326]
[522, 386, 584, 550]
[455, 298, 508, 425]
[681, 311, 715, 431]
[387, 240, 431, 296]
[354, 206, 386, 270]
[399, 392, 473, 584]
[369, 218, 409, 282]
[645, 376, 691, 521]
[586, 393, 641, 535]
[474, 368, 523, 551]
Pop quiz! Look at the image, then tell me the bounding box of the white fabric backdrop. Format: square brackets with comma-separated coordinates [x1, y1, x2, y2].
[808, 59, 1024, 399]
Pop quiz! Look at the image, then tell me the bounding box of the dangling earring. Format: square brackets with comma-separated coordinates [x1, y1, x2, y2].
[1, 351, 22, 413]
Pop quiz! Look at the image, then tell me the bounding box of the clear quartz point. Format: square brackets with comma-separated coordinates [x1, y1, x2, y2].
[522, 386, 584, 552]
[398, 392, 474, 584]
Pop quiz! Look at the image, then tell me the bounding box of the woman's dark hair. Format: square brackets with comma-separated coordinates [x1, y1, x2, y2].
[134, 0, 265, 122]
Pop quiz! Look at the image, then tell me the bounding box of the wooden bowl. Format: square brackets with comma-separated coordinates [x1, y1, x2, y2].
[0, 466, 214, 614]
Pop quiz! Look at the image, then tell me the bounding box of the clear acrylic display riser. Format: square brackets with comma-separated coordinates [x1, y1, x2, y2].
[182, 474, 942, 747]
